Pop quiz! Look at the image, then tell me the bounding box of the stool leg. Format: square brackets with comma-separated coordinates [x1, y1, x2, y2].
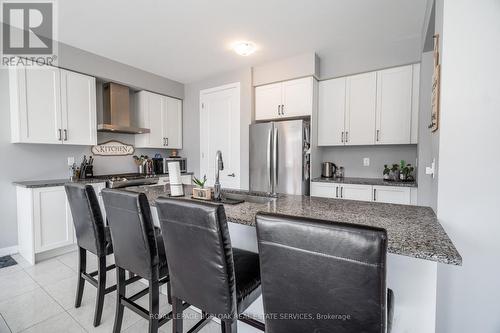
[113, 267, 125, 333]
[149, 275, 159, 333]
[93, 255, 107, 326]
[221, 319, 237, 333]
[172, 296, 183, 333]
[75, 247, 86, 308]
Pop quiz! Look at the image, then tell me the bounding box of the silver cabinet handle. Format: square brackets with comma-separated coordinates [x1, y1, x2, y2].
[277, 105, 281, 115]
[336, 186, 339, 198]
[345, 131, 348, 143]
[341, 132, 344, 143]
[58, 129, 62, 141]
[373, 188, 377, 201]
[376, 129, 380, 142]
[227, 173, 235, 177]
[64, 129, 68, 141]
[340, 186, 343, 198]
[281, 104, 285, 115]
[165, 137, 168, 146]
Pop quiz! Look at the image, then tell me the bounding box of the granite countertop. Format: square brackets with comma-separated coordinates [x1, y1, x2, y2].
[125, 184, 461, 266]
[312, 176, 417, 188]
[13, 172, 194, 188]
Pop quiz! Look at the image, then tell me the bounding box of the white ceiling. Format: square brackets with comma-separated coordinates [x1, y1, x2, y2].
[56, 0, 428, 83]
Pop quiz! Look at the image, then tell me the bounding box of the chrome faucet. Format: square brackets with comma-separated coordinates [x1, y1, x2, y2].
[214, 150, 224, 201]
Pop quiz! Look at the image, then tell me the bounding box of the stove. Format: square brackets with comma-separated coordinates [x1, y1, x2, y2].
[95, 174, 159, 189]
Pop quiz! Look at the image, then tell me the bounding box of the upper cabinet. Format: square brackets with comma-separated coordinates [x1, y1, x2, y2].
[317, 64, 420, 146]
[135, 91, 183, 149]
[9, 64, 96, 145]
[255, 77, 313, 120]
[375, 65, 413, 144]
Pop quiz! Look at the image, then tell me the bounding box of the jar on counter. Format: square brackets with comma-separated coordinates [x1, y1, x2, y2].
[336, 166, 345, 178]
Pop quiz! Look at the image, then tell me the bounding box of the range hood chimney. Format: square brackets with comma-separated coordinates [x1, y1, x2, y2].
[98, 82, 150, 134]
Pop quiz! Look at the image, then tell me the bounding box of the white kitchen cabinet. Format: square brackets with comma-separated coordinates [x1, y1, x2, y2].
[60, 69, 97, 145]
[16, 182, 107, 264]
[372, 186, 411, 205]
[255, 82, 283, 120]
[310, 182, 336, 198]
[135, 91, 183, 149]
[255, 77, 313, 120]
[411, 63, 420, 144]
[9, 64, 97, 145]
[340, 184, 373, 202]
[375, 65, 413, 145]
[346, 72, 377, 145]
[318, 77, 346, 146]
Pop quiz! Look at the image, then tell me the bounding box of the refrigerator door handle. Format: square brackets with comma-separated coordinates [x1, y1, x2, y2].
[267, 128, 273, 192]
[273, 126, 279, 190]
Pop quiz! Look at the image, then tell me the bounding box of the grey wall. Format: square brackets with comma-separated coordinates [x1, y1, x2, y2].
[319, 145, 417, 178]
[253, 52, 318, 86]
[0, 43, 184, 250]
[435, 0, 500, 332]
[183, 68, 253, 189]
[416, 52, 439, 210]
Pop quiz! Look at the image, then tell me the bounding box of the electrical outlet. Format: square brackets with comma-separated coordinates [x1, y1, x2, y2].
[67, 157, 75, 166]
[363, 158, 370, 166]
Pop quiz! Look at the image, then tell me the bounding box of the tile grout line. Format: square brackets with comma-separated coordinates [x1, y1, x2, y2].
[0, 312, 13, 333]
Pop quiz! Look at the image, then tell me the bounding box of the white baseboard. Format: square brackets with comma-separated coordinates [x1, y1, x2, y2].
[0, 245, 19, 257]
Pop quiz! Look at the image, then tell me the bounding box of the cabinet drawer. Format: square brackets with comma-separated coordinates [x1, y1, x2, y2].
[311, 182, 336, 198]
[373, 186, 411, 205]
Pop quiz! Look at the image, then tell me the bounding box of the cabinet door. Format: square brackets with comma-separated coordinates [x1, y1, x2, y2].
[345, 72, 376, 145]
[282, 77, 313, 118]
[318, 78, 346, 146]
[373, 186, 411, 205]
[135, 91, 164, 148]
[375, 65, 413, 144]
[310, 182, 337, 198]
[61, 70, 97, 145]
[340, 184, 373, 202]
[33, 187, 74, 253]
[14, 66, 63, 144]
[255, 82, 282, 120]
[163, 97, 183, 149]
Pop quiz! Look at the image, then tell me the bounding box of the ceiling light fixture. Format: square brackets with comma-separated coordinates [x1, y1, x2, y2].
[232, 41, 257, 56]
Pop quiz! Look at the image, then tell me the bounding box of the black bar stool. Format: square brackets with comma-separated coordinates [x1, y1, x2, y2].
[256, 212, 394, 333]
[65, 183, 141, 327]
[155, 197, 264, 333]
[102, 189, 179, 333]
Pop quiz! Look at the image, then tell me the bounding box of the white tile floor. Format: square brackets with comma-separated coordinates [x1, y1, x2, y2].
[0, 251, 254, 333]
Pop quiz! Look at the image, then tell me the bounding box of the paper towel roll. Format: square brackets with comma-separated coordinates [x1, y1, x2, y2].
[168, 162, 184, 197]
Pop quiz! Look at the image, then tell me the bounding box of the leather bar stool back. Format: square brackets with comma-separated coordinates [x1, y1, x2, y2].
[102, 189, 171, 333]
[65, 183, 116, 327]
[256, 212, 393, 333]
[156, 198, 264, 333]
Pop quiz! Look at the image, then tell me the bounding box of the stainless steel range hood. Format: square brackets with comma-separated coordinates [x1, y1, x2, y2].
[98, 82, 150, 134]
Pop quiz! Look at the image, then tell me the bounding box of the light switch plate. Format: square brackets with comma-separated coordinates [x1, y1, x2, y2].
[363, 158, 370, 166]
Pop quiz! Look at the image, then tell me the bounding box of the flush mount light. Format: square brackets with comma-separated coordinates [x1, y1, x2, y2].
[232, 41, 257, 56]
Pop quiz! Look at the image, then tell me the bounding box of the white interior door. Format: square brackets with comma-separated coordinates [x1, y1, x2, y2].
[200, 83, 241, 189]
[61, 69, 97, 145]
[21, 66, 63, 144]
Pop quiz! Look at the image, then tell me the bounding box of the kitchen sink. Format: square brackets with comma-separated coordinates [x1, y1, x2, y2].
[223, 192, 276, 204]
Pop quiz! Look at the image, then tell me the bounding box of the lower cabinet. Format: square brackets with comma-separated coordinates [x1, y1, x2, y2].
[16, 182, 106, 265]
[311, 182, 416, 205]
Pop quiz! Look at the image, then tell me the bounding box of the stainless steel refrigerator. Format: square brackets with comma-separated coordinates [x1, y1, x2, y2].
[250, 119, 310, 195]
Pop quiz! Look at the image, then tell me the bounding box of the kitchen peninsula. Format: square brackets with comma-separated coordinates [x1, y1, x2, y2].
[126, 184, 461, 333]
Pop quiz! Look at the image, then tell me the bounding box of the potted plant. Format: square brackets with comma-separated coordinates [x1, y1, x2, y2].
[400, 160, 415, 181]
[192, 175, 212, 200]
[383, 165, 391, 180]
[390, 163, 400, 181]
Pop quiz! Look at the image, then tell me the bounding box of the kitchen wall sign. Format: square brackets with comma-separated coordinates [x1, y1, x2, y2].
[429, 34, 440, 132]
[91, 140, 135, 156]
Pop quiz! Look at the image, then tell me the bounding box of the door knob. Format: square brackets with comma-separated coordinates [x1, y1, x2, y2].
[227, 173, 236, 177]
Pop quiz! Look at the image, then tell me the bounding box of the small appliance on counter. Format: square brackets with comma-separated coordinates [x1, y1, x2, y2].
[336, 166, 345, 179]
[152, 154, 164, 174]
[163, 157, 187, 174]
[321, 162, 337, 178]
[79, 155, 94, 179]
